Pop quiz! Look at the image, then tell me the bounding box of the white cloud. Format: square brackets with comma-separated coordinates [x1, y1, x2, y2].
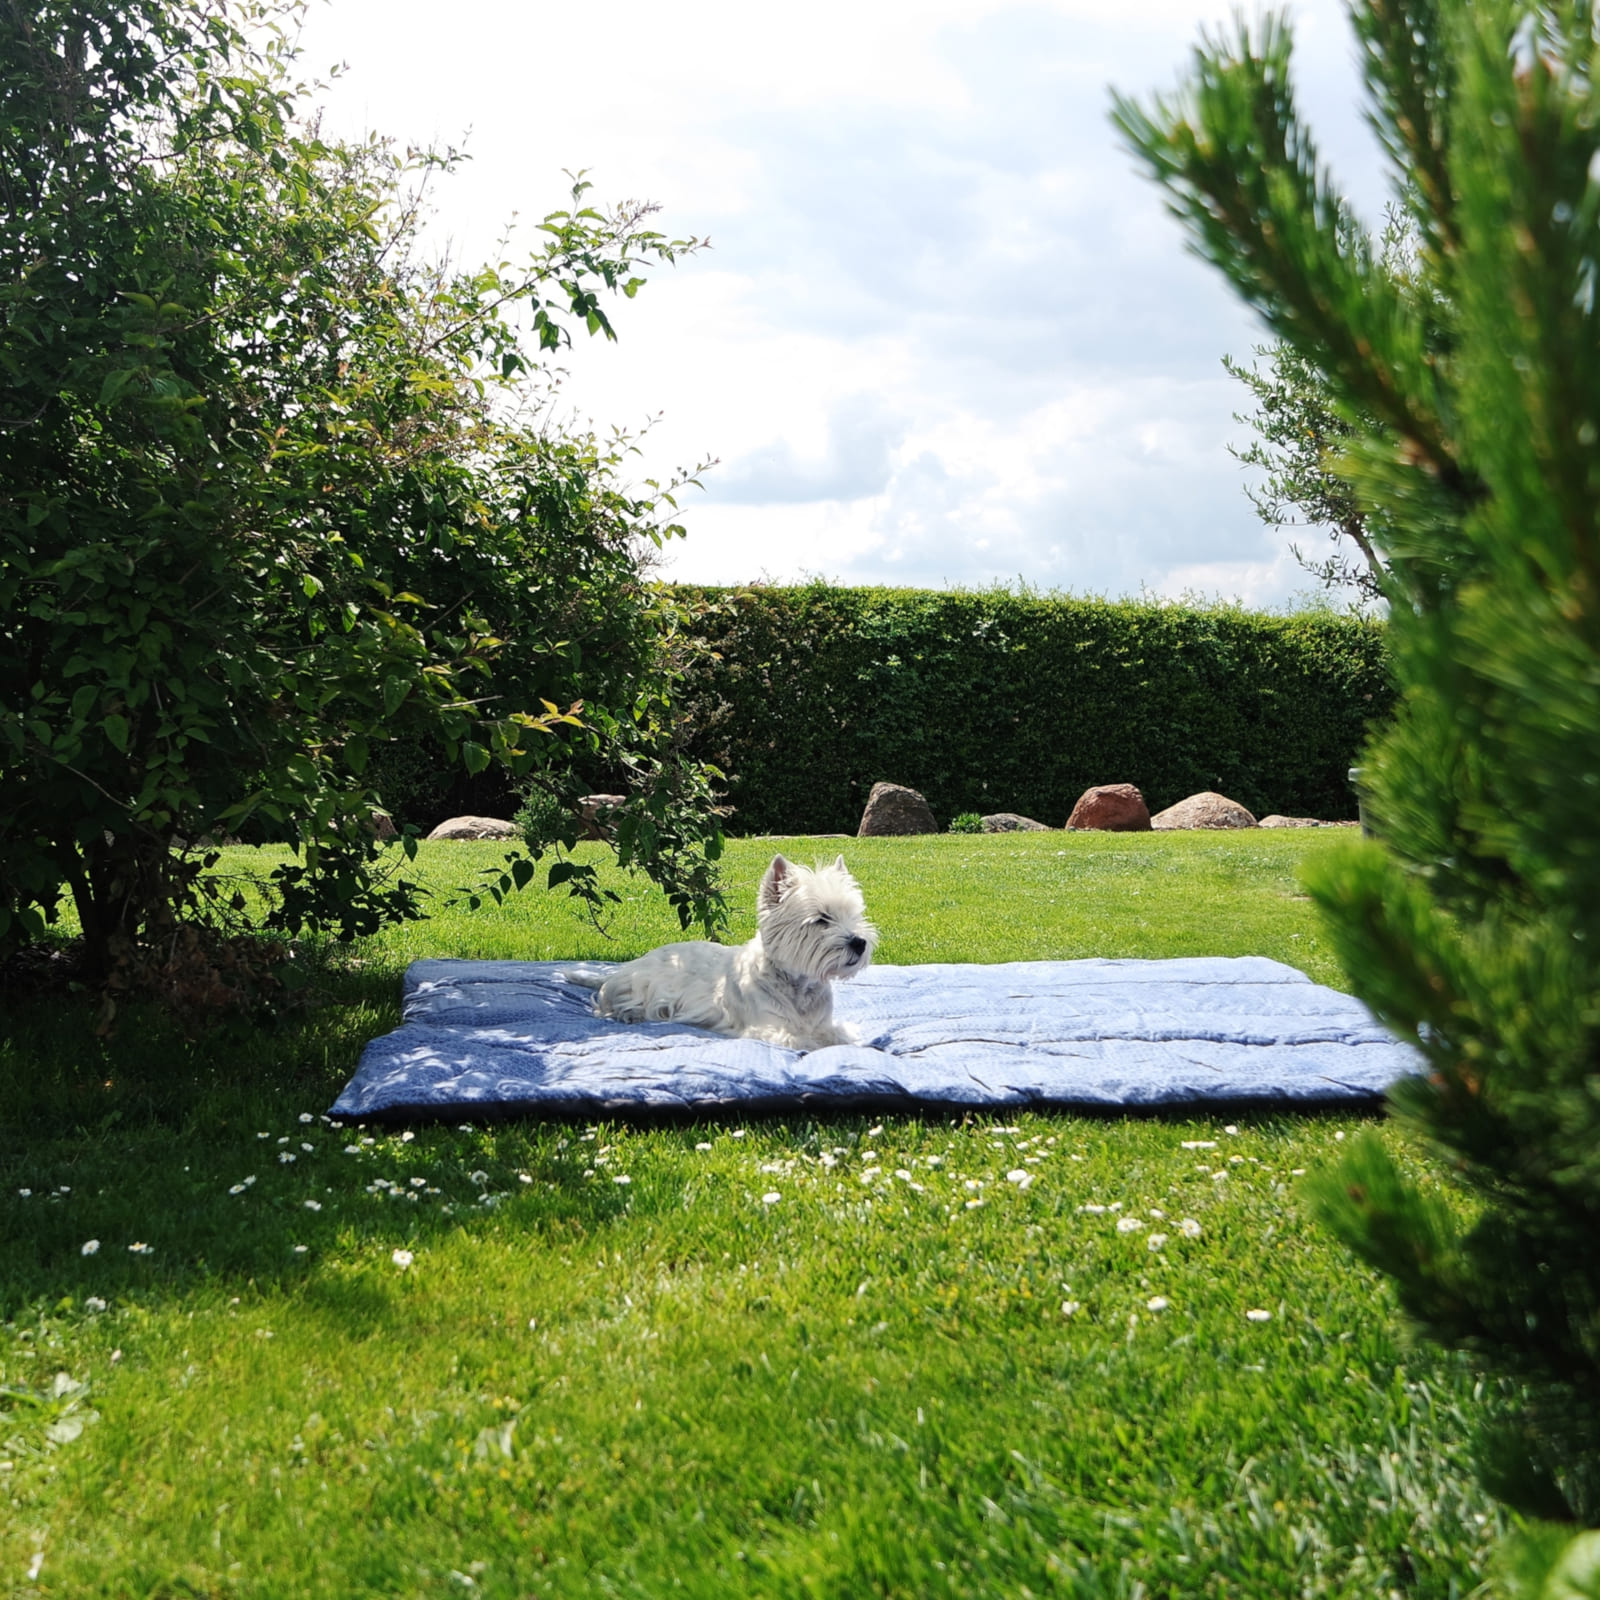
[297, 0, 1391, 606]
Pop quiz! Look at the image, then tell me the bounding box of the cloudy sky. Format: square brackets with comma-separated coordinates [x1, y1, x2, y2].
[297, 0, 1392, 607]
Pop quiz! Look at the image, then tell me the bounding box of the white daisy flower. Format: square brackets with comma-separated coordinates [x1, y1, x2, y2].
[300, 1143, 314, 1153]
[761, 1191, 781, 1205]
[1147, 1233, 1168, 1251]
[1224, 1125, 1240, 1136]
[257, 1132, 270, 1139]
[1006, 1169, 1033, 1189]
[730, 1129, 746, 1139]
[84, 1296, 107, 1312]
[303, 1200, 322, 1211]
[278, 1152, 296, 1164]
[17, 1188, 31, 1198]
[1078, 1203, 1107, 1214]
[1246, 1308, 1272, 1322]
[1147, 1296, 1169, 1312]
[298, 1113, 314, 1124]
[613, 1174, 632, 1185]
[1061, 1300, 1082, 1317]
[410, 1178, 425, 1189]
[964, 1199, 985, 1210]
[392, 1249, 414, 1269]
[401, 1131, 415, 1142]
[695, 1142, 712, 1151]
[1181, 1140, 1216, 1150]
[344, 1145, 361, 1155]
[80, 1239, 99, 1256]
[293, 1245, 308, 1254]
[1116, 1216, 1145, 1234]
[228, 1183, 247, 1195]
[1179, 1218, 1202, 1238]
[128, 1242, 152, 1255]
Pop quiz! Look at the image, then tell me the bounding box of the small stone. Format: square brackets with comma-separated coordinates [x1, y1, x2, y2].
[1149, 791, 1257, 830]
[1065, 783, 1151, 832]
[425, 815, 521, 841]
[858, 782, 938, 837]
[1258, 814, 1321, 828]
[979, 812, 1051, 833]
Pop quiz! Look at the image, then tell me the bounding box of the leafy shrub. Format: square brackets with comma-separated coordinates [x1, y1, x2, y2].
[947, 813, 984, 834]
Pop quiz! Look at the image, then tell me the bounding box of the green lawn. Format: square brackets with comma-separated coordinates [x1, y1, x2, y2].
[0, 832, 1499, 1598]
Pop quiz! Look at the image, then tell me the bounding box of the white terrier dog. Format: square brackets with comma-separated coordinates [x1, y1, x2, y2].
[569, 855, 876, 1051]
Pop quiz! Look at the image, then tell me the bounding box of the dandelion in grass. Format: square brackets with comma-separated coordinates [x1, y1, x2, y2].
[1147, 1233, 1168, 1251]
[80, 1239, 99, 1256]
[1116, 1216, 1145, 1234]
[1147, 1296, 1169, 1312]
[392, 1249, 414, 1270]
[1179, 1217, 1202, 1238]
[1246, 1308, 1271, 1322]
[762, 1191, 781, 1206]
[304, 1200, 322, 1211]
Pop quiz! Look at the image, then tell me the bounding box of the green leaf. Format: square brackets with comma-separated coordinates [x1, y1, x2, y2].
[102, 714, 129, 752]
[345, 735, 368, 774]
[461, 741, 490, 776]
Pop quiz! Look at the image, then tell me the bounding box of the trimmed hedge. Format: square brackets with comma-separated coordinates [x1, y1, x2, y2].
[672, 585, 1392, 835]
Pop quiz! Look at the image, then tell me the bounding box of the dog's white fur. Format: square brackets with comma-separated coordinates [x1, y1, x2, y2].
[568, 855, 876, 1051]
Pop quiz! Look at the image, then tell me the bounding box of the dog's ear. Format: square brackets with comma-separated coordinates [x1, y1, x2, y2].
[832, 853, 847, 872]
[758, 855, 791, 910]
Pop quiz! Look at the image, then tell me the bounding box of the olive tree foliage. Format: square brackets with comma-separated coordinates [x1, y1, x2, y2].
[1225, 339, 1385, 602]
[1116, 1, 1600, 1588]
[0, 0, 726, 994]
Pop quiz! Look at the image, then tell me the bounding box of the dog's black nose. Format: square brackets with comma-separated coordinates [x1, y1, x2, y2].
[848, 936, 867, 957]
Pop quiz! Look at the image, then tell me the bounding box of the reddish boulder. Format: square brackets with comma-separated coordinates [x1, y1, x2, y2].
[858, 782, 938, 837]
[1150, 792, 1257, 830]
[1065, 783, 1151, 832]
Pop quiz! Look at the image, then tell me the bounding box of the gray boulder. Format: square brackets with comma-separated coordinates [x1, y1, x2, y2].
[426, 815, 521, 841]
[981, 812, 1050, 832]
[1150, 792, 1257, 831]
[858, 782, 938, 837]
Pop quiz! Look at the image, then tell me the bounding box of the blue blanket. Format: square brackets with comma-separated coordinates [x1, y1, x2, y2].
[329, 955, 1417, 1122]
